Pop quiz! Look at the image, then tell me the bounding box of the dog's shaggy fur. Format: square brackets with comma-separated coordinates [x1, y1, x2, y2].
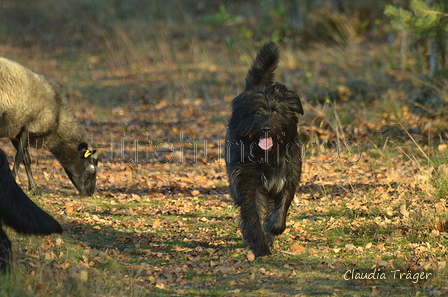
[225, 42, 303, 257]
[0, 149, 62, 272]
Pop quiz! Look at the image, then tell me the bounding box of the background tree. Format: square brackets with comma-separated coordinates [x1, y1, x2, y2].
[385, 0, 448, 77]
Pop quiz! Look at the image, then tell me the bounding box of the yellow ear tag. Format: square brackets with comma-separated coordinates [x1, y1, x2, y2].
[84, 150, 92, 158]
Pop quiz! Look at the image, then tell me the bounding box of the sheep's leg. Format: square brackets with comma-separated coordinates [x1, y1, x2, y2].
[12, 129, 36, 191]
[21, 146, 35, 191]
[11, 137, 25, 179]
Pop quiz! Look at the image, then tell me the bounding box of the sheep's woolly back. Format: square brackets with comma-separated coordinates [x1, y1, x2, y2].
[0, 57, 87, 166]
[0, 57, 58, 138]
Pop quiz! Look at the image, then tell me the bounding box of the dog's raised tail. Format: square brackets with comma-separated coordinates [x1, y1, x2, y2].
[244, 42, 280, 91]
[0, 149, 62, 235]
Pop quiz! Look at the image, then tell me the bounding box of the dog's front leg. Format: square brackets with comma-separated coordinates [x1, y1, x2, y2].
[240, 188, 271, 257]
[265, 187, 295, 236]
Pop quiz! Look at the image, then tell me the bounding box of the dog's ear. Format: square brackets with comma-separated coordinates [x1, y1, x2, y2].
[267, 83, 304, 116]
[244, 42, 279, 91]
[286, 93, 304, 116]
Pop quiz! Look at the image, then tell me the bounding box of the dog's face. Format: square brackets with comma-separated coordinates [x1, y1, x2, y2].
[229, 82, 303, 152]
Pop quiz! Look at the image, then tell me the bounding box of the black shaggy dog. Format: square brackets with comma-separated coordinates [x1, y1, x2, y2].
[225, 42, 303, 258]
[0, 148, 62, 272]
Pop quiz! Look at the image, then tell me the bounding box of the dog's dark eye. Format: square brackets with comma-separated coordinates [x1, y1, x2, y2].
[255, 111, 261, 115]
[272, 110, 277, 115]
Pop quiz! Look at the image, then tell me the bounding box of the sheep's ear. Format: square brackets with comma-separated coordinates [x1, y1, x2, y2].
[78, 143, 89, 151]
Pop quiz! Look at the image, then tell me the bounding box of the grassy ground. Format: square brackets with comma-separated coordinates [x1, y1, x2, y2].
[1, 1, 448, 296]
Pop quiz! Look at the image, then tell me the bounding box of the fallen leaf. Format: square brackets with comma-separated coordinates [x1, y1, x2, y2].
[291, 243, 305, 253]
[152, 219, 161, 228]
[345, 244, 356, 251]
[430, 229, 440, 237]
[371, 286, 381, 295]
[399, 204, 409, 217]
[435, 222, 445, 232]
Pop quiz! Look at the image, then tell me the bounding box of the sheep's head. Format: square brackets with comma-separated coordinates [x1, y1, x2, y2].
[64, 143, 99, 196]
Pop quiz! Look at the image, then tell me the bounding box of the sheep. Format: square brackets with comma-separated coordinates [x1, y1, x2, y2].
[0, 57, 98, 196]
[0, 148, 62, 272]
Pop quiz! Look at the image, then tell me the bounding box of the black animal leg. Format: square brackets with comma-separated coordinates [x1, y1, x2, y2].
[0, 227, 11, 273]
[265, 190, 295, 236]
[240, 190, 271, 257]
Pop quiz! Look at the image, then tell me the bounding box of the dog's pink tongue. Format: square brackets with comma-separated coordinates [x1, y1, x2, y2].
[259, 137, 273, 150]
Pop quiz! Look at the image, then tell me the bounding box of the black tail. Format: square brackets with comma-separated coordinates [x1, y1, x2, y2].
[0, 149, 62, 235]
[244, 42, 280, 91]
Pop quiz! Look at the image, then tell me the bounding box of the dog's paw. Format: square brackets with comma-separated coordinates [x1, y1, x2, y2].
[265, 219, 287, 236]
[252, 245, 272, 258]
[266, 233, 275, 247]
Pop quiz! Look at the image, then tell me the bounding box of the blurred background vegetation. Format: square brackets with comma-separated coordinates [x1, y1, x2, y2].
[0, 0, 446, 64]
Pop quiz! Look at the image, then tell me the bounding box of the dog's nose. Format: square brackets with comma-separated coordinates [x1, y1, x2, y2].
[261, 127, 270, 133]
